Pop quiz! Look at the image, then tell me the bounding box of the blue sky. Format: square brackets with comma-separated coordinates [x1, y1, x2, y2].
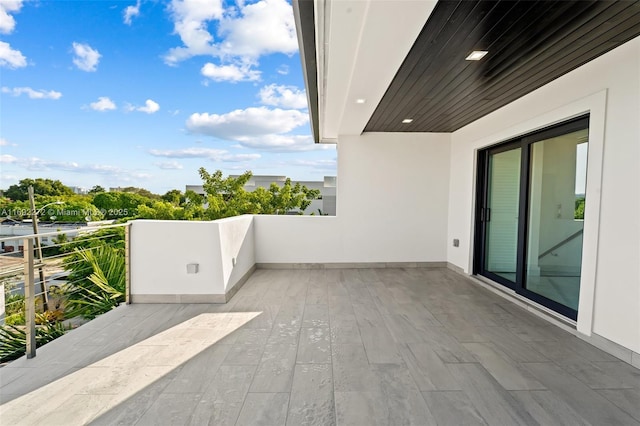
[0, 0, 336, 194]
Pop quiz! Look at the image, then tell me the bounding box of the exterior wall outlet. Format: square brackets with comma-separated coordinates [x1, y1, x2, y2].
[232, 257, 237, 266]
[186, 263, 199, 274]
[453, 239, 460, 247]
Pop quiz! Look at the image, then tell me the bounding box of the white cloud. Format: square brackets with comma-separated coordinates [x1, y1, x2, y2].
[0, 154, 17, 163]
[0, 40, 26, 69]
[72, 42, 101, 72]
[164, 0, 297, 68]
[276, 64, 289, 75]
[2, 86, 62, 99]
[89, 97, 116, 111]
[5, 155, 152, 181]
[133, 99, 160, 114]
[155, 161, 183, 170]
[217, 0, 297, 60]
[0, 137, 12, 146]
[164, 0, 224, 64]
[184, 107, 325, 152]
[123, 0, 141, 25]
[201, 62, 260, 83]
[186, 107, 308, 139]
[258, 84, 307, 109]
[149, 147, 261, 162]
[0, 0, 22, 34]
[286, 158, 337, 169]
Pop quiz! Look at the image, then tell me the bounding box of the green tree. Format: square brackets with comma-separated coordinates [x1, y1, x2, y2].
[4, 178, 73, 201]
[92, 191, 151, 219]
[1, 195, 104, 222]
[62, 245, 125, 319]
[37, 195, 104, 222]
[198, 168, 321, 219]
[88, 185, 105, 194]
[117, 186, 161, 200]
[162, 189, 184, 205]
[0, 315, 68, 362]
[575, 197, 585, 220]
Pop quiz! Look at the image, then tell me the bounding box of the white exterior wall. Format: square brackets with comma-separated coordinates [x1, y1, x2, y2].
[255, 132, 451, 263]
[447, 37, 640, 353]
[130, 216, 254, 300]
[217, 215, 255, 293]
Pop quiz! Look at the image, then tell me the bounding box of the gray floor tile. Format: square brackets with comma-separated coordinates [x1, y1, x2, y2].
[422, 391, 488, 425]
[222, 344, 265, 365]
[400, 342, 461, 391]
[331, 343, 381, 392]
[189, 365, 255, 425]
[297, 327, 331, 364]
[134, 392, 202, 426]
[235, 392, 289, 426]
[523, 362, 640, 425]
[287, 364, 335, 426]
[88, 370, 179, 426]
[598, 388, 640, 422]
[447, 363, 538, 425]
[3, 267, 639, 426]
[463, 342, 545, 390]
[162, 343, 231, 394]
[509, 390, 592, 425]
[302, 304, 330, 328]
[250, 343, 297, 392]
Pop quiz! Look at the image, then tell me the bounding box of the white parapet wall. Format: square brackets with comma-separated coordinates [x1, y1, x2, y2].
[130, 216, 255, 303]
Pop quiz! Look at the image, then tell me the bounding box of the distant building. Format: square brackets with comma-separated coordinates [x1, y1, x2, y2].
[0, 220, 114, 253]
[187, 175, 337, 216]
[68, 186, 88, 195]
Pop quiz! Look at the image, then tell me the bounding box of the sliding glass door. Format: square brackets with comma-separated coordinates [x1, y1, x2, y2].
[483, 147, 521, 286]
[475, 116, 589, 320]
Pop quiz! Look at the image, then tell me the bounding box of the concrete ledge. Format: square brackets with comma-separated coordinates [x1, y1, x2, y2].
[256, 262, 447, 269]
[579, 332, 640, 368]
[446, 262, 465, 274]
[131, 294, 227, 304]
[131, 264, 258, 304]
[224, 264, 256, 302]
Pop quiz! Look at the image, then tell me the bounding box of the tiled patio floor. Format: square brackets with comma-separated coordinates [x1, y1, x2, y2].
[1, 268, 639, 425]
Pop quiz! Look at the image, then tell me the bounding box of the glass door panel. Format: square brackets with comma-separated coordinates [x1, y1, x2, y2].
[484, 148, 521, 283]
[525, 129, 588, 311]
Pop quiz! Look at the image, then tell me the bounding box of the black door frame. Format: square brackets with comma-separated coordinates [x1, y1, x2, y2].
[474, 115, 589, 320]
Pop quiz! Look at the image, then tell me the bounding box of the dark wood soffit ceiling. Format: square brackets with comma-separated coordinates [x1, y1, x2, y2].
[365, 0, 640, 133]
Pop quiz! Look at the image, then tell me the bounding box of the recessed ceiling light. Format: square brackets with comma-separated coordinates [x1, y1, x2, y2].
[402, 118, 413, 124]
[466, 50, 488, 61]
[355, 98, 366, 104]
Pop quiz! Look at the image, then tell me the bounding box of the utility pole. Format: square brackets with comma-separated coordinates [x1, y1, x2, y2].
[28, 186, 49, 311]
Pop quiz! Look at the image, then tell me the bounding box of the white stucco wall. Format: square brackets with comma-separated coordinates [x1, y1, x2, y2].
[130, 216, 254, 298]
[255, 132, 451, 263]
[217, 215, 255, 293]
[131, 220, 223, 296]
[447, 37, 640, 353]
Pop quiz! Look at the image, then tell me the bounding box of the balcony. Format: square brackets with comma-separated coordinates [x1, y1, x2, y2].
[1, 215, 639, 425]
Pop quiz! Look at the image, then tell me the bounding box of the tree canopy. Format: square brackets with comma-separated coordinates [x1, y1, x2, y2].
[4, 178, 74, 201]
[1, 170, 322, 223]
[198, 168, 320, 220]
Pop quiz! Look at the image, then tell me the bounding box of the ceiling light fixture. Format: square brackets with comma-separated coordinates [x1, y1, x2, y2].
[466, 50, 488, 61]
[402, 118, 413, 124]
[355, 98, 366, 104]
